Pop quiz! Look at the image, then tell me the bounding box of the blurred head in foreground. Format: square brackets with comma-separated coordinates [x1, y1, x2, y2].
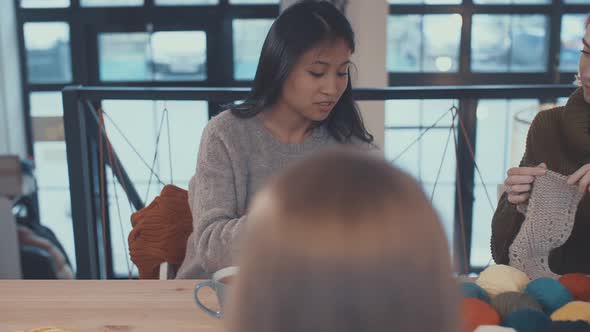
[227, 148, 458, 332]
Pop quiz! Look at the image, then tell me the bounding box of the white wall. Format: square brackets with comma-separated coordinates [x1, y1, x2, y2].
[346, 0, 387, 150]
[0, 0, 27, 158]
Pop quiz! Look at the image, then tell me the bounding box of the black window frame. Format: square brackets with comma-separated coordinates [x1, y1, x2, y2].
[387, 1, 590, 273]
[15, 0, 279, 279]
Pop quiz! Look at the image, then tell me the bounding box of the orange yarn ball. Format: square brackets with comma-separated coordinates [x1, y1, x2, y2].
[558, 274, 590, 302]
[462, 298, 501, 332]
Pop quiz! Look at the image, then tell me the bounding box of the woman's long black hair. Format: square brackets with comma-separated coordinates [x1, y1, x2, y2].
[229, 0, 373, 143]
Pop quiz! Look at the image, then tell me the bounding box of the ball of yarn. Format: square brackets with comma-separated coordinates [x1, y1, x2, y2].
[543, 320, 590, 332]
[461, 282, 491, 303]
[476, 265, 530, 297]
[551, 301, 590, 322]
[462, 298, 501, 332]
[524, 278, 574, 314]
[474, 326, 516, 332]
[559, 274, 590, 302]
[491, 291, 543, 320]
[502, 308, 551, 332]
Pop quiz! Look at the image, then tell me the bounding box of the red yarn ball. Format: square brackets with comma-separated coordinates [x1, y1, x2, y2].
[559, 274, 590, 302]
[462, 298, 501, 332]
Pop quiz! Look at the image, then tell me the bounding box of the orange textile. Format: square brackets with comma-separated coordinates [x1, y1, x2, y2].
[461, 298, 501, 332]
[129, 185, 193, 279]
[559, 274, 590, 302]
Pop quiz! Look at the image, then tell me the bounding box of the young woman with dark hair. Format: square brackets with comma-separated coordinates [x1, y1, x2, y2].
[177, 0, 375, 279]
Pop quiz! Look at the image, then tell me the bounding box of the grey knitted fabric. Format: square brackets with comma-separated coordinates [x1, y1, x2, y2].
[176, 110, 375, 279]
[509, 170, 585, 279]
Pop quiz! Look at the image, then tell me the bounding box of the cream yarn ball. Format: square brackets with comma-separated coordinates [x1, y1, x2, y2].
[476, 265, 530, 298]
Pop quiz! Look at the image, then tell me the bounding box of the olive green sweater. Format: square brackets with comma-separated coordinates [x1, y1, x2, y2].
[491, 88, 590, 274]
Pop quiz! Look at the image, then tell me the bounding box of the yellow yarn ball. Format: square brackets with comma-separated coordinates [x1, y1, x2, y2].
[550, 301, 590, 322]
[476, 265, 530, 298]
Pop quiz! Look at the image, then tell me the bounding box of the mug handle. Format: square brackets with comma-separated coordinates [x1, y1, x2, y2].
[194, 280, 222, 319]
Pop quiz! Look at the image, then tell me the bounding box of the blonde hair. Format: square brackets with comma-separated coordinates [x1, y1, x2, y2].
[227, 148, 458, 332]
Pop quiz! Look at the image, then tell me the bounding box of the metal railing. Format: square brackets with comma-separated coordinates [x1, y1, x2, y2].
[62, 84, 577, 279]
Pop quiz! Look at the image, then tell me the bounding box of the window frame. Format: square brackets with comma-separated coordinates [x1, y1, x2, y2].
[14, 0, 279, 278]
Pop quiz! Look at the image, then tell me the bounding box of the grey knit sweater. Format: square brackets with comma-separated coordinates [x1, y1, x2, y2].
[176, 110, 374, 279]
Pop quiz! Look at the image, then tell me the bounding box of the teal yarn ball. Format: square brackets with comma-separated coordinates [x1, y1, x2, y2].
[543, 321, 590, 332]
[491, 291, 543, 320]
[461, 282, 491, 303]
[502, 308, 551, 332]
[524, 278, 574, 314]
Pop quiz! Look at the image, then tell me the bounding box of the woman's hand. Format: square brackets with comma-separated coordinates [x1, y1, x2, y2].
[504, 163, 547, 204]
[567, 164, 590, 193]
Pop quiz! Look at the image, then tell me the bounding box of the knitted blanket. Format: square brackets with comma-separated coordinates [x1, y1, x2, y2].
[508, 170, 585, 279]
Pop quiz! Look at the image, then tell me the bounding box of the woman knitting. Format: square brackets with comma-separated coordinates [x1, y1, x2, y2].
[176, 0, 375, 279]
[491, 16, 590, 275]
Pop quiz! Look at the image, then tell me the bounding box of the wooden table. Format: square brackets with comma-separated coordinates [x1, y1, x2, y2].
[0, 280, 223, 332]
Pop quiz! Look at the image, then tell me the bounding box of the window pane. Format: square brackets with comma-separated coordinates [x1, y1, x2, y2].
[35, 141, 70, 189]
[24, 22, 72, 83]
[474, 99, 539, 184]
[386, 100, 421, 127]
[470, 99, 539, 267]
[474, 0, 548, 4]
[150, 31, 207, 81]
[386, 99, 457, 127]
[100, 100, 208, 186]
[471, 184, 495, 267]
[30, 92, 63, 117]
[101, 100, 157, 183]
[388, 0, 422, 3]
[33, 141, 76, 271]
[37, 188, 76, 272]
[99, 31, 207, 81]
[388, 0, 461, 4]
[156, 0, 217, 4]
[99, 33, 150, 81]
[423, 15, 462, 72]
[423, 183, 455, 245]
[420, 129, 457, 184]
[152, 101, 209, 182]
[20, 0, 69, 8]
[30, 92, 64, 143]
[471, 15, 548, 72]
[388, 15, 462, 72]
[387, 126, 458, 185]
[421, 99, 458, 126]
[385, 129, 456, 250]
[233, 19, 273, 80]
[385, 130, 420, 175]
[230, 0, 279, 3]
[81, 0, 143, 6]
[388, 15, 421, 72]
[386, 99, 461, 259]
[560, 14, 586, 72]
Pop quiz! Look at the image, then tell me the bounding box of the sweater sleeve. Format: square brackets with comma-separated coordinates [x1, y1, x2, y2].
[177, 124, 245, 277]
[490, 112, 543, 265]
